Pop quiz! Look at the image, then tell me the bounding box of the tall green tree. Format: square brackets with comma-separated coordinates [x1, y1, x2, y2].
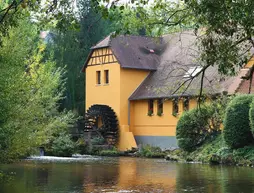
[46, 0, 115, 114]
[96, 0, 254, 94]
[0, 19, 76, 162]
[0, 0, 78, 40]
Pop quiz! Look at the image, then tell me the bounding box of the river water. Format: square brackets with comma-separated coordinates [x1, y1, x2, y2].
[0, 156, 253, 193]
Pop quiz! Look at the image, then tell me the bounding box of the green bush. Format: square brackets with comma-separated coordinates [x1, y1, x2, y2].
[91, 137, 105, 145]
[176, 106, 214, 152]
[99, 147, 120, 156]
[138, 144, 165, 158]
[232, 146, 254, 162]
[249, 99, 254, 135]
[223, 95, 254, 149]
[51, 133, 76, 157]
[76, 138, 88, 155]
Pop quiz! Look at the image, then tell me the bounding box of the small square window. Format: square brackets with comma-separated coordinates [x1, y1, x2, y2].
[104, 70, 109, 84]
[96, 71, 101, 85]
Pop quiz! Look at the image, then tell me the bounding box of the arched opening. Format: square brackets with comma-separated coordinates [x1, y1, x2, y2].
[84, 104, 119, 145]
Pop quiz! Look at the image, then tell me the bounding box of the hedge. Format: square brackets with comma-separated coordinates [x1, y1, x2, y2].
[176, 106, 213, 152]
[223, 95, 254, 149]
[51, 133, 76, 157]
[249, 99, 254, 135]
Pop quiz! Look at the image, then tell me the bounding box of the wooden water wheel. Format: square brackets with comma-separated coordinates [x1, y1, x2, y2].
[84, 105, 119, 145]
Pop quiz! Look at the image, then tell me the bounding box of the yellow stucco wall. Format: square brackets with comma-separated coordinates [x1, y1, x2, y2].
[118, 68, 149, 150]
[244, 56, 254, 68]
[119, 68, 149, 126]
[85, 48, 150, 150]
[86, 62, 121, 116]
[130, 99, 197, 137]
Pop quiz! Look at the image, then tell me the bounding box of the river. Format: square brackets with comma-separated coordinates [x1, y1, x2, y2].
[0, 156, 253, 193]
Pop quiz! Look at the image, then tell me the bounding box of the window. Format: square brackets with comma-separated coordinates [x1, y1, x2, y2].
[104, 70, 109, 84]
[96, 71, 101, 85]
[183, 98, 189, 111]
[172, 99, 179, 116]
[148, 100, 154, 116]
[157, 99, 163, 116]
[183, 66, 202, 78]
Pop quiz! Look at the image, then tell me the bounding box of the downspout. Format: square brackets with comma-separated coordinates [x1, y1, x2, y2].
[128, 100, 130, 126]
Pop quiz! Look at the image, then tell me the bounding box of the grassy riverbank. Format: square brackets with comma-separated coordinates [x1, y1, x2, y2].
[166, 134, 254, 166]
[85, 145, 166, 158]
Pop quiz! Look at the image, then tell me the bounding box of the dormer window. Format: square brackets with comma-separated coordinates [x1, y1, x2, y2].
[183, 66, 202, 78]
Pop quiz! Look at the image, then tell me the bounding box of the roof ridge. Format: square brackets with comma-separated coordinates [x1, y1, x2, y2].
[119, 34, 160, 38]
[91, 34, 111, 49]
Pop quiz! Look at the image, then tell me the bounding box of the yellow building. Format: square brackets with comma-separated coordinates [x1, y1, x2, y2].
[82, 32, 253, 151]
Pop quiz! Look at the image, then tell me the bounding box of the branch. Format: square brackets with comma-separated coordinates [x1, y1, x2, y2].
[165, 9, 187, 24]
[197, 69, 205, 108]
[0, 0, 23, 24]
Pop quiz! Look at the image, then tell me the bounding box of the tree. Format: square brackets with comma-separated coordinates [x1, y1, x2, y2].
[176, 97, 227, 152]
[0, 0, 78, 39]
[0, 19, 76, 162]
[95, 0, 254, 96]
[45, 0, 115, 114]
[223, 95, 254, 149]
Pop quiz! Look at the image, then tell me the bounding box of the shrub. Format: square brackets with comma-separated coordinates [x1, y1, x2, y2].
[138, 144, 165, 158]
[91, 137, 105, 145]
[76, 138, 88, 155]
[232, 145, 254, 162]
[51, 133, 76, 157]
[223, 95, 254, 149]
[176, 106, 214, 152]
[249, 99, 254, 135]
[99, 147, 120, 156]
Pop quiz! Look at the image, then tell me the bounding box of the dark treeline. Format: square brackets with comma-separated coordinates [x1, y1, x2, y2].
[45, 0, 115, 115]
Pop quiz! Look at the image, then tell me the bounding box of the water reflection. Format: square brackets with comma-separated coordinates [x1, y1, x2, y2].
[0, 157, 253, 193]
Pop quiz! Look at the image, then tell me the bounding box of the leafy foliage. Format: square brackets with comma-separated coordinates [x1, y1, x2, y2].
[0, 0, 78, 40]
[167, 134, 254, 165]
[0, 19, 76, 162]
[51, 133, 76, 157]
[138, 144, 165, 158]
[232, 145, 254, 163]
[98, 147, 120, 156]
[45, 0, 115, 114]
[223, 95, 254, 149]
[176, 104, 219, 152]
[249, 99, 254, 135]
[97, 0, 193, 36]
[98, 0, 254, 78]
[91, 137, 106, 145]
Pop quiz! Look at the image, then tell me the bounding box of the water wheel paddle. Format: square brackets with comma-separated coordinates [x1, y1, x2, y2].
[84, 105, 119, 145]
